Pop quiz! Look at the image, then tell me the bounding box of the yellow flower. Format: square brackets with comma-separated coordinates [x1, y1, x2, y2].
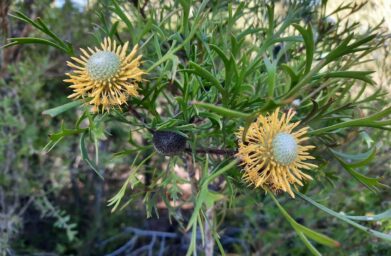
[64, 37, 145, 112]
[236, 108, 317, 198]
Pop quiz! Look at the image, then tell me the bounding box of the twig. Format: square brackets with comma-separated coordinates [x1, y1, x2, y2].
[128, 104, 145, 123]
[158, 237, 166, 256]
[204, 207, 215, 256]
[185, 148, 237, 156]
[102, 227, 178, 256]
[127, 106, 237, 156]
[186, 154, 198, 194]
[123, 227, 177, 238]
[127, 105, 155, 133]
[128, 0, 149, 19]
[105, 236, 138, 256]
[130, 235, 156, 256]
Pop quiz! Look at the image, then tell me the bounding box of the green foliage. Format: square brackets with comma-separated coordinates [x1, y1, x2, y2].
[2, 0, 391, 255]
[297, 192, 391, 242]
[34, 195, 78, 242]
[5, 11, 74, 55]
[42, 100, 83, 117]
[270, 192, 340, 256]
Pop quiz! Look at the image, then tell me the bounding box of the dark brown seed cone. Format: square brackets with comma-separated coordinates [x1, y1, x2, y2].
[152, 131, 187, 156]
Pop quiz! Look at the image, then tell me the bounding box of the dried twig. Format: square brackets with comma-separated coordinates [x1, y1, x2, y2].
[102, 227, 178, 256]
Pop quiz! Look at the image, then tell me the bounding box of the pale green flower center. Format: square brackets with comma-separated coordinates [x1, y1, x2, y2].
[272, 132, 298, 166]
[87, 51, 120, 80]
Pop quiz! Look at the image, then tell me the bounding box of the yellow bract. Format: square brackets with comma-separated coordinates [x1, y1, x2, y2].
[236, 108, 317, 198]
[64, 37, 146, 112]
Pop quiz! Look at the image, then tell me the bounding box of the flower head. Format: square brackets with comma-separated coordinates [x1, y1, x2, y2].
[64, 37, 145, 112]
[236, 108, 317, 198]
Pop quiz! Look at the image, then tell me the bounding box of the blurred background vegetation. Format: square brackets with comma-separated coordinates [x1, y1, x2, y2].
[0, 0, 390, 255]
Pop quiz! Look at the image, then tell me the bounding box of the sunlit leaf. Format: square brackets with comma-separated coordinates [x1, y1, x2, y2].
[193, 101, 251, 119]
[336, 158, 384, 192]
[329, 147, 385, 192]
[269, 192, 340, 252]
[329, 146, 376, 168]
[313, 71, 374, 84]
[5, 37, 69, 53]
[297, 192, 391, 242]
[345, 209, 391, 221]
[292, 24, 314, 74]
[42, 100, 83, 117]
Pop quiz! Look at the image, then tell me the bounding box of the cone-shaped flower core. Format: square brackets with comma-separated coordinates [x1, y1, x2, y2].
[87, 51, 120, 80]
[272, 132, 298, 166]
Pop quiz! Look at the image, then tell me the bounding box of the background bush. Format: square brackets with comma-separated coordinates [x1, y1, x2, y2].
[1, 0, 390, 255]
